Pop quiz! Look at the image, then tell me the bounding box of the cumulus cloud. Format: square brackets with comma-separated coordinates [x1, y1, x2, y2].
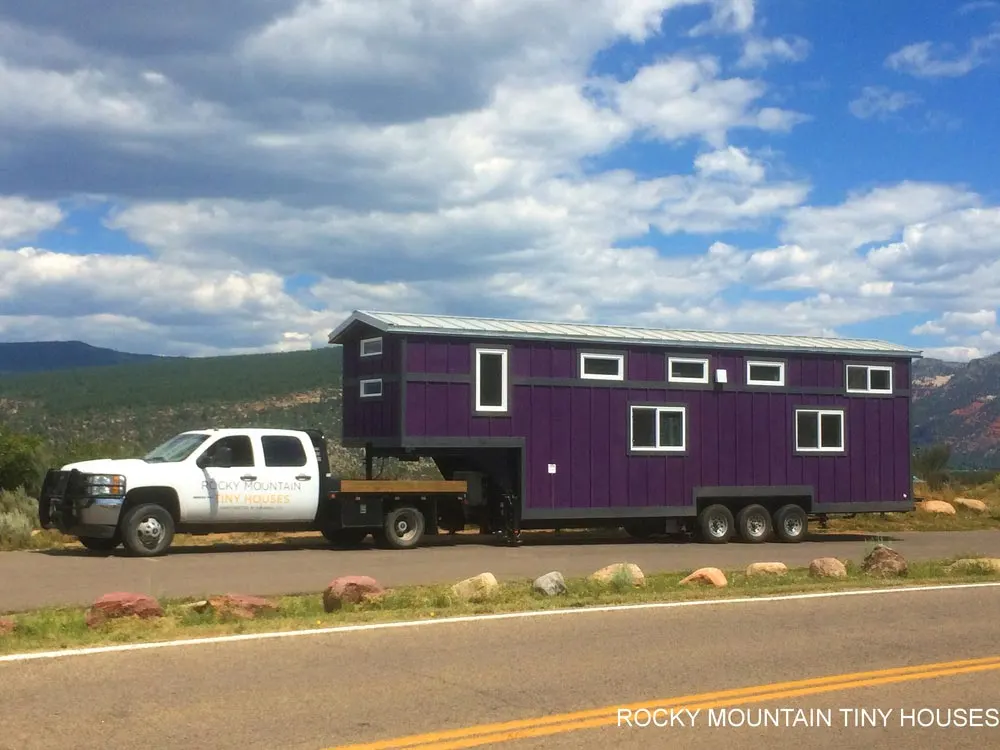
[737, 35, 810, 69]
[886, 25, 1000, 78]
[0, 196, 64, 240]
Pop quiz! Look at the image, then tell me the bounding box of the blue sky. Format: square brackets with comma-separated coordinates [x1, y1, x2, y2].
[0, 0, 998, 360]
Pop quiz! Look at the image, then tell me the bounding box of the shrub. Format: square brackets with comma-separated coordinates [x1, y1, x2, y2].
[0, 487, 38, 551]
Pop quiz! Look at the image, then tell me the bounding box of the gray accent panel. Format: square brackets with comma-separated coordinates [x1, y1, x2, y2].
[399, 337, 408, 441]
[813, 501, 915, 514]
[694, 485, 814, 501]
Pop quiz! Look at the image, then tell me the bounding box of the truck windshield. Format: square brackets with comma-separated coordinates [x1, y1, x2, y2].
[143, 433, 211, 463]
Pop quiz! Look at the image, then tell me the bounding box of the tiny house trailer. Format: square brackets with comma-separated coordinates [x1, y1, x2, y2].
[328, 310, 921, 545]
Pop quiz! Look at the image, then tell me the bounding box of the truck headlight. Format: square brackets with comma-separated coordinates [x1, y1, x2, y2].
[87, 474, 126, 496]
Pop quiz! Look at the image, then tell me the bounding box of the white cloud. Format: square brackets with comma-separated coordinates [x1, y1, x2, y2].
[848, 86, 921, 120]
[921, 346, 984, 362]
[694, 146, 766, 182]
[737, 35, 810, 69]
[886, 26, 1000, 78]
[0, 197, 64, 241]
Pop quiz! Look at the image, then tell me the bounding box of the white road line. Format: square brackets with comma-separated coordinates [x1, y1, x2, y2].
[2, 582, 999, 664]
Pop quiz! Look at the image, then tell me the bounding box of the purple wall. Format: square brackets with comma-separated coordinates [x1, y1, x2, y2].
[340, 327, 401, 440]
[342, 333, 913, 511]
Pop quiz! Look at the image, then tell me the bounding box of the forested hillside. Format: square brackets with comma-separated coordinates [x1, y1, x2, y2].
[0, 341, 163, 374]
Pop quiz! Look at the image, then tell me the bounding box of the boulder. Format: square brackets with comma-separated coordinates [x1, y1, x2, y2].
[953, 497, 989, 514]
[589, 563, 646, 587]
[946, 558, 1000, 574]
[745, 562, 788, 577]
[533, 571, 567, 596]
[861, 544, 908, 577]
[193, 594, 277, 620]
[451, 573, 499, 602]
[680, 567, 728, 587]
[809, 557, 847, 578]
[0, 617, 15, 636]
[85, 592, 164, 628]
[323, 576, 385, 612]
[917, 500, 956, 515]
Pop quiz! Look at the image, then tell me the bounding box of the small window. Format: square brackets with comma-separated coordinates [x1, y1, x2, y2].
[630, 405, 686, 452]
[360, 337, 383, 357]
[475, 348, 508, 412]
[360, 378, 383, 398]
[261, 435, 307, 467]
[203, 435, 255, 467]
[846, 364, 892, 394]
[747, 360, 785, 386]
[668, 357, 709, 383]
[795, 409, 844, 453]
[580, 352, 624, 381]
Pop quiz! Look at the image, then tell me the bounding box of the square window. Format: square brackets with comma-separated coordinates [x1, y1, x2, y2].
[846, 364, 892, 394]
[630, 405, 686, 452]
[795, 409, 844, 453]
[668, 357, 709, 383]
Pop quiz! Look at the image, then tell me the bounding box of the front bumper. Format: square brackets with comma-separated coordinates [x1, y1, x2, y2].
[38, 470, 125, 537]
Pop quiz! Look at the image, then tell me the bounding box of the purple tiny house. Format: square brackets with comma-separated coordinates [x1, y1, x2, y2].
[329, 310, 922, 544]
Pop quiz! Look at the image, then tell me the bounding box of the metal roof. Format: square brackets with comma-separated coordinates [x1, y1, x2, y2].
[328, 310, 922, 357]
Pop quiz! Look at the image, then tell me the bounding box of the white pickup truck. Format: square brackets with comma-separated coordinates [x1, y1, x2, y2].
[37, 427, 468, 556]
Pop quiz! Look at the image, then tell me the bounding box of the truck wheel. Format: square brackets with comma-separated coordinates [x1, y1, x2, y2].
[736, 504, 772, 543]
[378, 506, 425, 550]
[773, 504, 808, 543]
[120, 503, 175, 557]
[322, 528, 369, 548]
[78, 535, 121, 553]
[697, 504, 734, 544]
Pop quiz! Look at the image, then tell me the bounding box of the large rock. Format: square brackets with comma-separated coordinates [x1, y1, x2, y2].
[589, 563, 645, 587]
[746, 562, 788, 577]
[917, 500, 956, 515]
[194, 594, 277, 620]
[323, 576, 385, 612]
[85, 592, 164, 628]
[861, 544, 908, 577]
[533, 571, 567, 596]
[451, 573, 500, 602]
[0, 617, 15, 636]
[946, 558, 1000, 574]
[953, 497, 989, 513]
[809, 557, 847, 578]
[680, 567, 728, 587]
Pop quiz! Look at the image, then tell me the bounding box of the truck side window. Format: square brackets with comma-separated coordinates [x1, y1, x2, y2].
[205, 436, 255, 467]
[261, 435, 308, 467]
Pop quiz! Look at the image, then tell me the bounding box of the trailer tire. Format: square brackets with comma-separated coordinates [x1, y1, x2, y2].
[773, 504, 808, 543]
[736, 504, 772, 543]
[698, 504, 735, 544]
[120, 503, 175, 557]
[378, 506, 425, 550]
[78, 535, 121, 553]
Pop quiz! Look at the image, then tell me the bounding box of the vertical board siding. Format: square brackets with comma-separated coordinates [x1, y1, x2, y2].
[351, 335, 914, 513]
[341, 331, 400, 440]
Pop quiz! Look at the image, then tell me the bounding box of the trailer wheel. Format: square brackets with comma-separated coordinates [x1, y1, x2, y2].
[78, 535, 121, 553]
[736, 504, 772, 543]
[698, 504, 734, 544]
[773, 504, 808, 543]
[378, 506, 425, 550]
[120, 503, 175, 557]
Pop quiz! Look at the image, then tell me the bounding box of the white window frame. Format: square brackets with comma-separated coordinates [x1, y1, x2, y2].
[667, 356, 709, 384]
[746, 360, 786, 387]
[475, 348, 509, 413]
[794, 408, 845, 453]
[360, 336, 383, 358]
[579, 352, 625, 381]
[845, 364, 893, 394]
[359, 378, 383, 398]
[629, 405, 686, 453]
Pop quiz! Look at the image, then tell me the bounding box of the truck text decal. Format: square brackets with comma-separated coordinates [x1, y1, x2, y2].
[202, 480, 303, 492]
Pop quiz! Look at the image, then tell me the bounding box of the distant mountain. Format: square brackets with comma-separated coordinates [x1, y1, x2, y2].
[0, 341, 164, 375]
[912, 352, 1000, 468]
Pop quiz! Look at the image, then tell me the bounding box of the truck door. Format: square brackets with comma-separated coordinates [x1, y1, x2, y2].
[191, 433, 259, 522]
[253, 433, 320, 522]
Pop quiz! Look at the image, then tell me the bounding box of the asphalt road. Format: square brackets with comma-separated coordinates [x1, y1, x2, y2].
[2, 529, 1000, 612]
[2, 584, 999, 749]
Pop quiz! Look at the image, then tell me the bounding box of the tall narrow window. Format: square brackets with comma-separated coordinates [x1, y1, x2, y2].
[475, 348, 508, 413]
[795, 408, 844, 453]
[630, 405, 686, 452]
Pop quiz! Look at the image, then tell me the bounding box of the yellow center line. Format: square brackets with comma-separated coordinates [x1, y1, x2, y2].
[327, 655, 1000, 750]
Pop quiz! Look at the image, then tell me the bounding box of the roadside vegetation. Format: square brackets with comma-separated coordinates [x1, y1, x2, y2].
[2, 554, 999, 656]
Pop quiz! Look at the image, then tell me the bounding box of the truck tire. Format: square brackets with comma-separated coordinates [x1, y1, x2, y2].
[773, 504, 808, 543]
[697, 504, 734, 544]
[120, 503, 175, 557]
[377, 506, 425, 550]
[78, 535, 121, 553]
[736, 504, 772, 543]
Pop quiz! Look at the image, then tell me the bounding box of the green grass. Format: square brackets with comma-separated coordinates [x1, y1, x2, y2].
[2, 555, 998, 656]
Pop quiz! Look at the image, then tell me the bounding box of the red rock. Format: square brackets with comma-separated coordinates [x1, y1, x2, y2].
[324, 575, 385, 612]
[196, 594, 277, 620]
[0, 617, 16, 636]
[85, 592, 164, 628]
